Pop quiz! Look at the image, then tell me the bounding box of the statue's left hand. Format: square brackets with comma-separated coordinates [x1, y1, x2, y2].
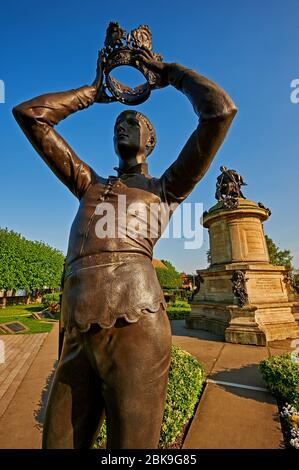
[133, 50, 170, 88]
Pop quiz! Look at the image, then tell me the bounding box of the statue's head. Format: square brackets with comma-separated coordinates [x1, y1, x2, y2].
[114, 110, 156, 163]
[220, 165, 227, 172]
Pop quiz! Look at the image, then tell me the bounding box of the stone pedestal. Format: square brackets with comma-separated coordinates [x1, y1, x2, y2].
[186, 199, 299, 345]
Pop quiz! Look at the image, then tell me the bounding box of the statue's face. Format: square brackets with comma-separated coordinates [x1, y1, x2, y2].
[114, 113, 150, 160]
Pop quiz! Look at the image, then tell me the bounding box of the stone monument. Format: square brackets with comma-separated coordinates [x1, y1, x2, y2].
[187, 167, 299, 345]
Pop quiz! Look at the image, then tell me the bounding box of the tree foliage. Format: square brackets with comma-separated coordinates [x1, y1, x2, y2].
[0, 228, 64, 292]
[155, 259, 182, 289]
[265, 235, 293, 268]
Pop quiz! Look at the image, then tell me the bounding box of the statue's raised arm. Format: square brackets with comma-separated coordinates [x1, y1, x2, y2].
[135, 51, 237, 204]
[12, 50, 108, 200]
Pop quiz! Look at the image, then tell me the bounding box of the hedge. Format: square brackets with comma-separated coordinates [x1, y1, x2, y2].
[259, 353, 299, 409]
[95, 344, 204, 448]
[167, 307, 191, 320]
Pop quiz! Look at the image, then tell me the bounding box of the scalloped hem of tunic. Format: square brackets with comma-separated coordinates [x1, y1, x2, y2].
[63, 300, 167, 332]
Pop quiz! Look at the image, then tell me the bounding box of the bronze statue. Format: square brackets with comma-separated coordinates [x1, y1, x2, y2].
[13, 23, 237, 449]
[215, 165, 246, 202]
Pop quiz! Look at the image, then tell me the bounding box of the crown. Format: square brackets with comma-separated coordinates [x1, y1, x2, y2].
[100, 22, 163, 105]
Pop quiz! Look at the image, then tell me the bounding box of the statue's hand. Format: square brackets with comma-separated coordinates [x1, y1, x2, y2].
[133, 49, 170, 88]
[92, 49, 116, 104]
[92, 49, 105, 91]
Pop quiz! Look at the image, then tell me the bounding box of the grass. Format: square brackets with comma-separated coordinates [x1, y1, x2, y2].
[0, 303, 57, 334]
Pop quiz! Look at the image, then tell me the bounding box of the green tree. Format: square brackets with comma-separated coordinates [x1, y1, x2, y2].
[0, 228, 64, 292]
[155, 259, 182, 289]
[265, 235, 293, 268]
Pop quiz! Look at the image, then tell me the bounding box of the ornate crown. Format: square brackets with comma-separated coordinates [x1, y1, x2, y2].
[100, 22, 163, 105]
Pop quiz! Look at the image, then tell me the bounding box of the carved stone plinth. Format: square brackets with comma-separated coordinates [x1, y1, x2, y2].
[186, 200, 299, 345]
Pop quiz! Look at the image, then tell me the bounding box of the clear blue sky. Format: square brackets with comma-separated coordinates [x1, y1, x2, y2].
[0, 0, 298, 273]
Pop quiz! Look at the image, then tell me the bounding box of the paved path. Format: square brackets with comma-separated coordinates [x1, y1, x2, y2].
[0, 333, 47, 418]
[0, 325, 58, 448]
[171, 320, 293, 449]
[0, 320, 293, 448]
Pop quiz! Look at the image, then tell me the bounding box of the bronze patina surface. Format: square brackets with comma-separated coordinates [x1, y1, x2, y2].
[215, 165, 246, 208]
[100, 22, 164, 105]
[13, 28, 237, 448]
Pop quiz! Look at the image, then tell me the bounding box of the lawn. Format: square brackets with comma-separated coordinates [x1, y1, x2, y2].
[0, 303, 58, 334]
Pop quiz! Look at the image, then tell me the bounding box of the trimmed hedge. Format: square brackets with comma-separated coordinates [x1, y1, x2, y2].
[259, 353, 299, 409]
[169, 300, 190, 308]
[167, 300, 191, 320]
[167, 307, 191, 320]
[96, 344, 204, 448]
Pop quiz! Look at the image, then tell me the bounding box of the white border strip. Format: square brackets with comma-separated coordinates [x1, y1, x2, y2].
[207, 379, 268, 393]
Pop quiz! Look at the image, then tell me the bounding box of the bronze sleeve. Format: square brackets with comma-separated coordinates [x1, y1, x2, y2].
[12, 85, 98, 199]
[160, 63, 238, 204]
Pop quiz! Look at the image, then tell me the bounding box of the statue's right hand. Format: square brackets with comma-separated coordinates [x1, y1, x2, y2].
[92, 49, 116, 104]
[93, 49, 105, 89]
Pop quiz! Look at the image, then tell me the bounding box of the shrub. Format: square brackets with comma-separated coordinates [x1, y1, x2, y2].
[42, 293, 61, 310]
[167, 300, 191, 320]
[259, 353, 299, 410]
[170, 300, 190, 308]
[95, 345, 204, 448]
[184, 290, 193, 302]
[167, 307, 191, 320]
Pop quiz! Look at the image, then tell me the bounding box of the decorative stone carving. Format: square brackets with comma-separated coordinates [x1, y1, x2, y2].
[231, 270, 248, 307]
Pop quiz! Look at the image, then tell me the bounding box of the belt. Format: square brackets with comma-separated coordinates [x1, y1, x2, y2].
[64, 252, 152, 279]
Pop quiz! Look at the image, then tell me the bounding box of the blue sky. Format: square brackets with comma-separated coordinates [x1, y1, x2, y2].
[0, 0, 298, 273]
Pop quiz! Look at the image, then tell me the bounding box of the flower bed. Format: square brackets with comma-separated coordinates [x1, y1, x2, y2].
[259, 352, 299, 449]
